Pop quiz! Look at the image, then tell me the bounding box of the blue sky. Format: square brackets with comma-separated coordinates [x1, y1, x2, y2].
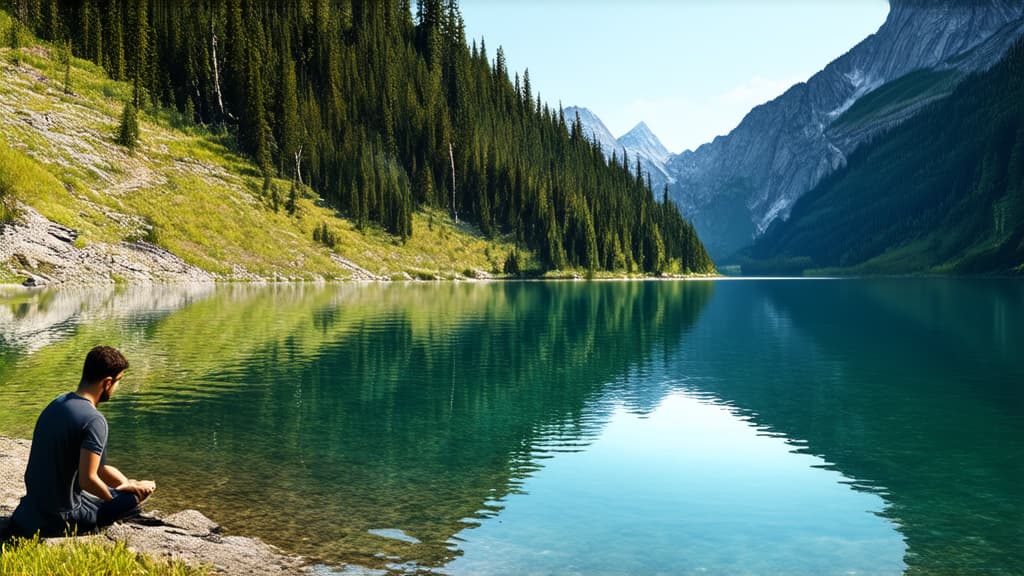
[461, 1, 890, 153]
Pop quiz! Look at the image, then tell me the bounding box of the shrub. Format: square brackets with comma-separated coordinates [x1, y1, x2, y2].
[313, 222, 336, 248]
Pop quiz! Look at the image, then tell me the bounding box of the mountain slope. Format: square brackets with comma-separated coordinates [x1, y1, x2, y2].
[0, 13, 521, 284]
[564, 106, 619, 156]
[742, 38, 1024, 275]
[618, 121, 673, 189]
[668, 0, 1024, 262]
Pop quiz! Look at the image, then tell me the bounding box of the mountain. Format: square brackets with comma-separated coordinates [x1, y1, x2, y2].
[564, 106, 619, 156]
[741, 38, 1024, 275]
[617, 122, 674, 189]
[618, 122, 670, 165]
[567, 108, 674, 191]
[667, 0, 1024, 262]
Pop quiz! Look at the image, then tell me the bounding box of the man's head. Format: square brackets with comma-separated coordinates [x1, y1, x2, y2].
[78, 346, 129, 403]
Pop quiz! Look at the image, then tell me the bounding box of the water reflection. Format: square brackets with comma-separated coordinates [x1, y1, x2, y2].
[1, 279, 1019, 574]
[1, 282, 715, 570]
[447, 391, 905, 576]
[681, 279, 1024, 575]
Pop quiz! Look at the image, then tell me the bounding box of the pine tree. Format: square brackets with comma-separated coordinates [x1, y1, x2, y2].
[117, 100, 139, 150]
[8, 14, 20, 66]
[286, 182, 298, 215]
[277, 31, 301, 180]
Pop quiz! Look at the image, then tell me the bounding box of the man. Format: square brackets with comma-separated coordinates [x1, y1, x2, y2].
[8, 345, 156, 537]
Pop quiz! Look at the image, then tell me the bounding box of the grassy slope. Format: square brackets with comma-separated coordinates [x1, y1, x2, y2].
[0, 11, 530, 283]
[828, 68, 960, 135]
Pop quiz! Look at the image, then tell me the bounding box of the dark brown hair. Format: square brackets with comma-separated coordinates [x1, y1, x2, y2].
[80, 346, 129, 386]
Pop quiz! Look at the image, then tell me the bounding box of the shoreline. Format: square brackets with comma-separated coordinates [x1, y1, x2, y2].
[1, 204, 718, 287]
[0, 436, 317, 575]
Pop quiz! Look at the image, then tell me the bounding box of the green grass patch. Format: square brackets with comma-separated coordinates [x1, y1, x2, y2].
[831, 69, 959, 132]
[0, 535, 209, 576]
[0, 133, 69, 226]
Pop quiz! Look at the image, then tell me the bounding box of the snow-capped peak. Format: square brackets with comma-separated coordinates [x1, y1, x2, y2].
[618, 122, 671, 164]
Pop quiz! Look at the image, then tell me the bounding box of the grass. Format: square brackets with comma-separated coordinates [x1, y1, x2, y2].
[0, 535, 209, 576]
[0, 11, 535, 282]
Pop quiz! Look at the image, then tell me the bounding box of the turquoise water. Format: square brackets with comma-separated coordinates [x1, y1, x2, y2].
[0, 279, 1021, 574]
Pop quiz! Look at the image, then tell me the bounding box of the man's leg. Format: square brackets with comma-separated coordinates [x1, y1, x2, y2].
[64, 496, 100, 535]
[95, 489, 142, 528]
[67, 489, 140, 534]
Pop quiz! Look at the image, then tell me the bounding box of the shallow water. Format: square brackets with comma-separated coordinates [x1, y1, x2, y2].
[1, 279, 1021, 574]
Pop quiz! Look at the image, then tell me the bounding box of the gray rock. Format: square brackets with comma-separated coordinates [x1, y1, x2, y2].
[163, 509, 221, 535]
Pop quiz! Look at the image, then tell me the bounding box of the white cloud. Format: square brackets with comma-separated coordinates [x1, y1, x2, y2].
[611, 75, 804, 154]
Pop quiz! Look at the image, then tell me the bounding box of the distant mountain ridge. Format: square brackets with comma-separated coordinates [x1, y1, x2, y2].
[742, 37, 1024, 275]
[564, 107, 674, 191]
[665, 0, 1024, 261]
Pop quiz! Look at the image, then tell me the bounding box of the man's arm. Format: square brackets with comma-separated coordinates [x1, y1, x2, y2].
[101, 464, 156, 502]
[99, 463, 156, 502]
[98, 464, 129, 488]
[79, 449, 113, 502]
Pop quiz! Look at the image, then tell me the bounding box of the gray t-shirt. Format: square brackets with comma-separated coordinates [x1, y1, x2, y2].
[13, 393, 108, 533]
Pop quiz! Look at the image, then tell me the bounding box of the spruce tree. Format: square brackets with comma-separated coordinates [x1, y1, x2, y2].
[60, 39, 72, 95]
[8, 15, 20, 66]
[286, 182, 298, 215]
[117, 100, 139, 150]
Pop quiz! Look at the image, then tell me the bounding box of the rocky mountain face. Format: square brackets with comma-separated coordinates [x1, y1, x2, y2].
[564, 106, 619, 155]
[565, 107, 674, 191]
[666, 0, 1024, 261]
[618, 121, 673, 189]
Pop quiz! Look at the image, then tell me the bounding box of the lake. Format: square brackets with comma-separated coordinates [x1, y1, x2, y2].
[1, 279, 1022, 574]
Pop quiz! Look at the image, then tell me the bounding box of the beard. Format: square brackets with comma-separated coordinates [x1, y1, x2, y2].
[99, 387, 111, 403]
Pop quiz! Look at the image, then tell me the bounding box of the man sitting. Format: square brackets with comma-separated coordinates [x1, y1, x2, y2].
[8, 345, 156, 537]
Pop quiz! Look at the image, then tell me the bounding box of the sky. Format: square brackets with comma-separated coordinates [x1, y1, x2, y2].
[461, 1, 890, 153]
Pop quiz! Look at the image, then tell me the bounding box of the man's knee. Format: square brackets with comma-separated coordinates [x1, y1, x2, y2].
[96, 492, 142, 527]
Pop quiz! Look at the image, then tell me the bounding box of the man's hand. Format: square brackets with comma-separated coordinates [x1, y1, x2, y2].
[115, 479, 157, 503]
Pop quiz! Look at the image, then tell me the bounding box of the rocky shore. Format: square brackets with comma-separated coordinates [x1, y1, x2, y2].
[0, 436, 315, 575]
[0, 206, 219, 287]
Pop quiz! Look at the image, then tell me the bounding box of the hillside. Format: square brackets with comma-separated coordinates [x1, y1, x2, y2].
[741, 38, 1024, 276]
[0, 12, 527, 284]
[0, 0, 714, 284]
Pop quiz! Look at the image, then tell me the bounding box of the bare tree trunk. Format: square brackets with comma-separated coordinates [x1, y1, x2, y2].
[211, 22, 225, 119]
[449, 142, 457, 224]
[294, 145, 304, 187]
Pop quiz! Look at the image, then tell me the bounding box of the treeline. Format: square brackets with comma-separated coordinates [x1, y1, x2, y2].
[743, 37, 1024, 274]
[3, 0, 714, 274]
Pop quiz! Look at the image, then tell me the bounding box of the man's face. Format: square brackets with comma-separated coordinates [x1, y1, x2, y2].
[99, 371, 125, 404]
